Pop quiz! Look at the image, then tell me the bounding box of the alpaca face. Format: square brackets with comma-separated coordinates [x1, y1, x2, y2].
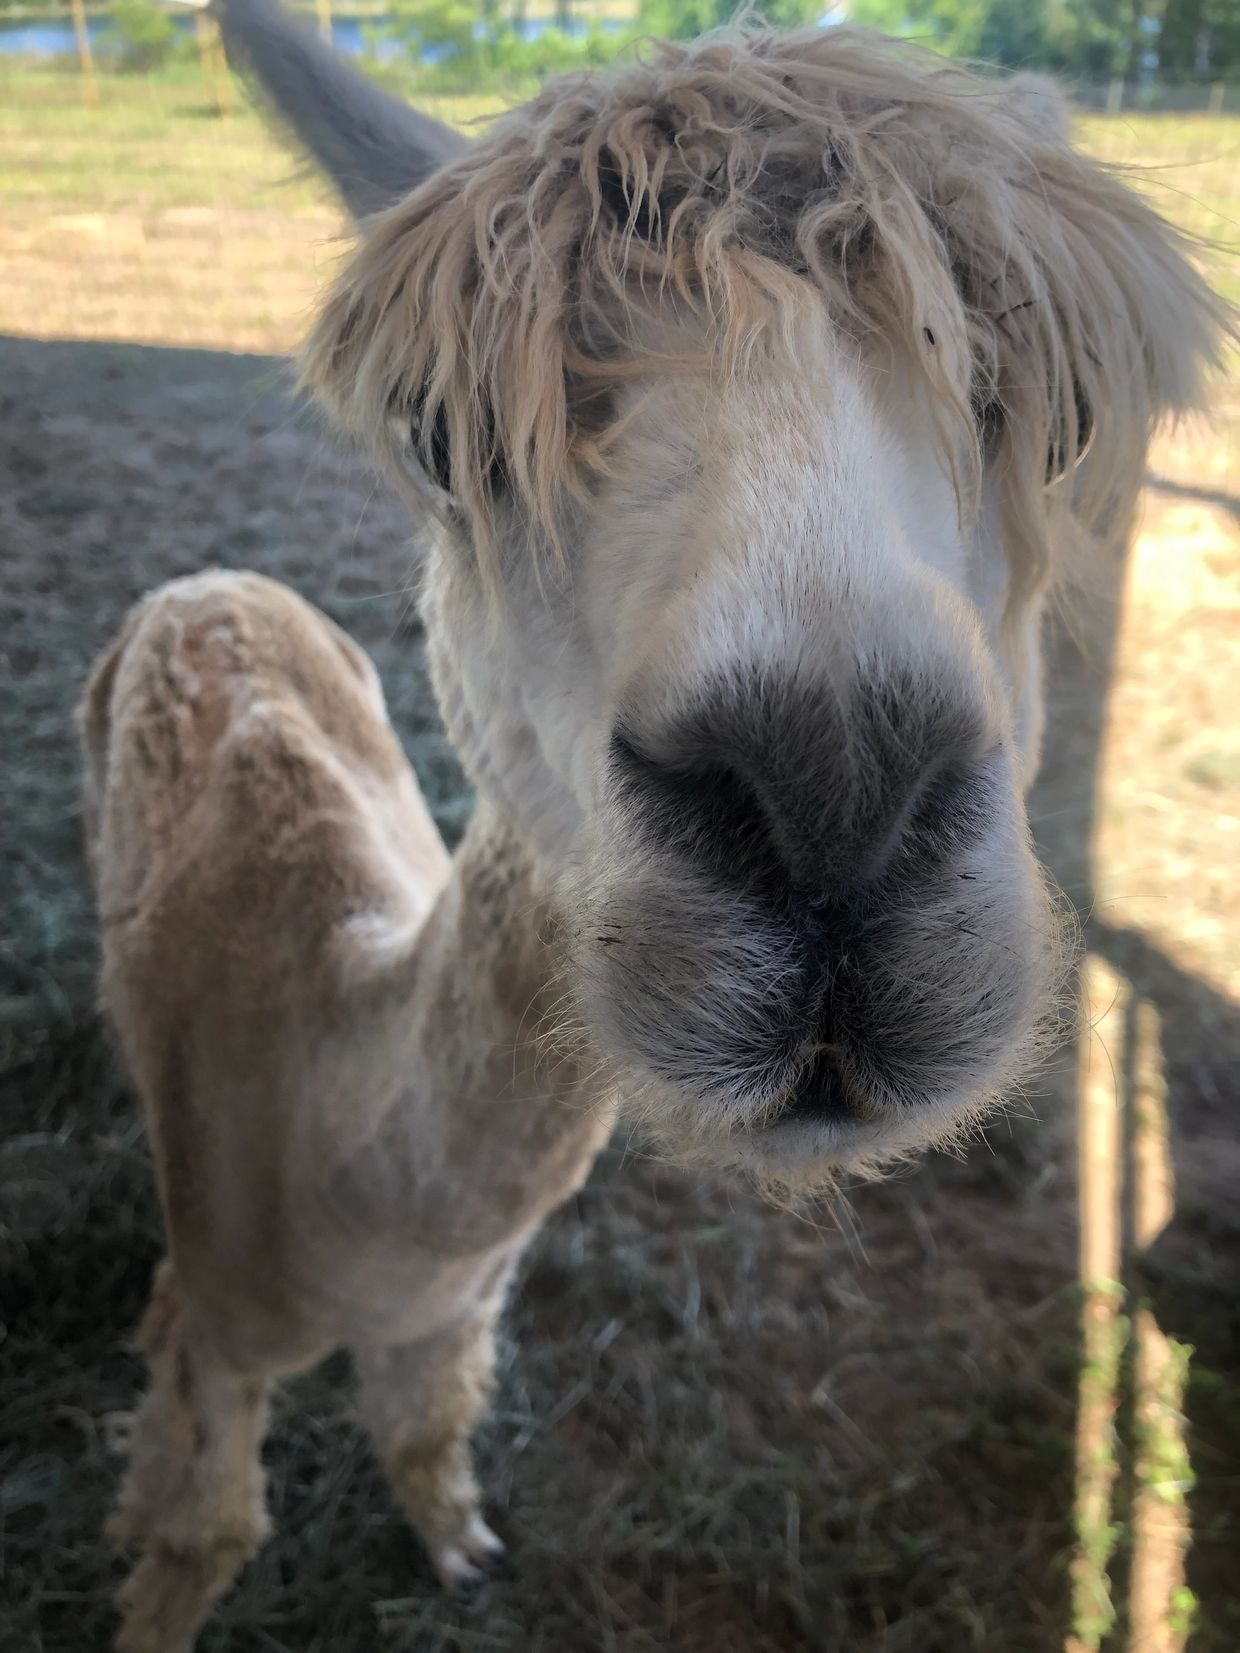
[300, 27, 1223, 1187]
[421, 324, 1061, 1185]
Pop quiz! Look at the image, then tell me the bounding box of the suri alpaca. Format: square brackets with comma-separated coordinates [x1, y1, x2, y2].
[93, 0, 1230, 1643]
[215, 0, 1233, 1179]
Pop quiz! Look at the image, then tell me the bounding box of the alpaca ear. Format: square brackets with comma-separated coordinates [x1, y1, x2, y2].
[214, 0, 465, 218]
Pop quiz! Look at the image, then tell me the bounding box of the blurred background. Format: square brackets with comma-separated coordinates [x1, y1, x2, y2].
[1, 4, 1237, 1651]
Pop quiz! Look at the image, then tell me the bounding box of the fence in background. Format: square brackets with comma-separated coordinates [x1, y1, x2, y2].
[1067, 78, 1237, 115]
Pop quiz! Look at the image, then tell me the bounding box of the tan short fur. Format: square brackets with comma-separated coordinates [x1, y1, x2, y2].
[81, 572, 612, 1651]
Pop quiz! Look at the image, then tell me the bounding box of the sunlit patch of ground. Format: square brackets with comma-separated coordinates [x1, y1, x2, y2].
[1056, 401, 1239, 1649]
[0, 67, 506, 351]
[1101, 451, 1240, 1000]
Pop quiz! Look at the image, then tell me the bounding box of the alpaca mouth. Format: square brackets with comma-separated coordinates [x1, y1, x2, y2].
[764, 1048, 876, 1129]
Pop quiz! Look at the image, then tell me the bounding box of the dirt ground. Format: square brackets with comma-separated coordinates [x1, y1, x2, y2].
[2, 77, 1239, 1653]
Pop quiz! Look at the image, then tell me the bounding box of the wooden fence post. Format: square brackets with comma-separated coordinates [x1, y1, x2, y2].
[69, 0, 98, 108]
[196, 12, 234, 119]
[316, 0, 333, 44]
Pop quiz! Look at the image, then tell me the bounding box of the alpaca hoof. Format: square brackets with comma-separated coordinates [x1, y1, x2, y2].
[429, 1515, 505, 1591]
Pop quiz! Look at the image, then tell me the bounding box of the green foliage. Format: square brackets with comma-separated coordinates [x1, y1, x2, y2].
[1159, 0, 1240, 79]
[373, 0, 627, 91]
[850, 0, 986, 58]
[850, 0, 1237, 77]
[102, 0, 184, 73]
[371, 0, 828, 85]
[1168, 1586, 1199, 1638]
[347, 0, 1240, 87]
[638, 0, 824, 42]
[1134, 1332, 1196, 1507]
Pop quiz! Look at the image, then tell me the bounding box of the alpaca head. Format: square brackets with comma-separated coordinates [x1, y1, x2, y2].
[302, 26, 1227, 1189]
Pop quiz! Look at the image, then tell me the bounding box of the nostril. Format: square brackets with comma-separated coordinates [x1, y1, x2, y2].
[853, 751, 995, 887]
[609, 729, 785, 891]
[610, 711, 997, 900]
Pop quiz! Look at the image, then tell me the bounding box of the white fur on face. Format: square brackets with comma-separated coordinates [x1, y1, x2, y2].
[424, 325, 1064, 1187]
[303, 25, 1225, 1190]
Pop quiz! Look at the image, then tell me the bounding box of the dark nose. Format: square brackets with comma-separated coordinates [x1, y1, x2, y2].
[609, 678, 994, 902]
[609, 683, 1014, 1127]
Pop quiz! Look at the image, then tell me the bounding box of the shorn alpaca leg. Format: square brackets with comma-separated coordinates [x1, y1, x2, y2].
[355, 1295, 509, 1588]
[109, 1261, 272, 1653]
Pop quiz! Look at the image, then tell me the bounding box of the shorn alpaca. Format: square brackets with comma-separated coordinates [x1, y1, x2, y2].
[89, 2, 1228, 1646]
[84, 572, 610, 1651]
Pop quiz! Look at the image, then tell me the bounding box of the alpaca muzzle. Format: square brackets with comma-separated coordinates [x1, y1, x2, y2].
[567, 678, 1058, 1174]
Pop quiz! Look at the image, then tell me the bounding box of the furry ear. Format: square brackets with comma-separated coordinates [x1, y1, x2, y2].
[942, 90, 1231, 576]
[1000, 69, 1213, 490]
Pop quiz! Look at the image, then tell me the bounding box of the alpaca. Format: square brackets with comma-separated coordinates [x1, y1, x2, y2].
[96, 3, 1229, 1643]
[84, 572, 611, 1650]
[217, 0, 1230, 1179]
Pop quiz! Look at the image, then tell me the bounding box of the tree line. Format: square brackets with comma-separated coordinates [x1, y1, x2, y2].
[15, 0, 1237, 89]
[368, 0, 1240, 87]
[850, 0, 1238, 83]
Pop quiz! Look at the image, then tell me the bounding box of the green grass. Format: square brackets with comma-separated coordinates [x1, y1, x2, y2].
[0, 64, 513, 347]
[1077, 112, 1240, 307]
[0, 63, 508, 215]
[1, 63, 1235, 238]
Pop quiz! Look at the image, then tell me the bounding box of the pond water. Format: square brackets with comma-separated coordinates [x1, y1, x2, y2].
[0, 13, 603, 57]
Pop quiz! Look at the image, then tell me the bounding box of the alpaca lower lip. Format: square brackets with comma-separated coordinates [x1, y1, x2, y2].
[768, 1050, 865, 1126]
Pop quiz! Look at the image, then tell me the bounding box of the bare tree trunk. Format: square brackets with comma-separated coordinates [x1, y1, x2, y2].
[197, 14, 234, 120]
[69, 0, 98, 109]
